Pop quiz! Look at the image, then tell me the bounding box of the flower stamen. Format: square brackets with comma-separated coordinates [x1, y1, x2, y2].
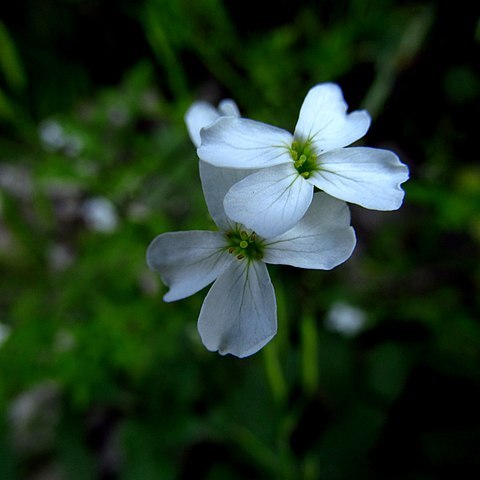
[289, 139, 318, 177]
[225, 228, 264, 261]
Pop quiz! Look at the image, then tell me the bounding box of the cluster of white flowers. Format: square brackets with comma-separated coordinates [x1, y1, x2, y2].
[147, 83, 409, 358]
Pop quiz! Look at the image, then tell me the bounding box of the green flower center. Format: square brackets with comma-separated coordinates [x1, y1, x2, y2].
[225, 229, 264, 261]
[289, 139, 318, 179]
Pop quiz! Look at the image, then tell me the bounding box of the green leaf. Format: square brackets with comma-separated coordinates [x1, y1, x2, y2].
[0, 20, 26, 91]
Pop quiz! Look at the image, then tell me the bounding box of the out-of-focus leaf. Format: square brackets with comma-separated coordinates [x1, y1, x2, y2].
[0, 20, 26, 91]
[0, 86, 14, 120]
[366, 342, 412, 403]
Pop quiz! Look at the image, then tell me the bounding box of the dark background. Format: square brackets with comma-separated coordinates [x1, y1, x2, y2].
[0, 0, 479, 478]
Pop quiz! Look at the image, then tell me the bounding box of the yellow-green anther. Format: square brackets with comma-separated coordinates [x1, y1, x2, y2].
[290, 139, 318, 177]
[295, 155, 307, 169]
[225, 229, 264, 261]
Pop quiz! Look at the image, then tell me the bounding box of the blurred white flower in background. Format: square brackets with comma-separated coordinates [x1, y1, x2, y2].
[7, 381, 61, 454]
[324, 301, 367, 337]
[81, 197, 119, 233]
[0, 163, 33, 199]
[48, 242, 75, 272]
[53, 329, 76, 353]
[39, 119, 83, 156]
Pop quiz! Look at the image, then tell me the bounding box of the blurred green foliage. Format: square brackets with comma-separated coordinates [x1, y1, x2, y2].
[0, 0, 479, 478]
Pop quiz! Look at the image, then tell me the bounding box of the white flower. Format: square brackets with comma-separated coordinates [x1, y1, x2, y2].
[198, 83, 409, 238]
[147, 163, 356, 358]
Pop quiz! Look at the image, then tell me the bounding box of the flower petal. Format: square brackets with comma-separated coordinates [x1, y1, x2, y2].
[198, 117, 293, 168]
[198, 259, 277, 358]
[294, 83, 371, 153]
[263, 192, 356, 269]
[199, 161, 256, 230]
[218, 99, 240, 117]
[185, 101, 221, 147]
[146, 231, 232, 302]
[224, 163, 314, 238]
[185, 99, 240, 147]
[310, 147, 409, 210]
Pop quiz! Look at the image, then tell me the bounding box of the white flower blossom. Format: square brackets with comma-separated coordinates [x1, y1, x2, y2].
[198, 83, 409, 237]
[147, 162, 356, 358]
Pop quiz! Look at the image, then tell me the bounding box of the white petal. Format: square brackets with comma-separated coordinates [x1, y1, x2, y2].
[218, 99, 240, 117]
[224, 163, 314, 238]
[198, 117, 293, 168]
[198, 260, 277, 358]
[146, 231, 232, 302]
[294, 83, 371, 153]
[185, 101, 221, 147]
[310, 147, 409, 210]
[263, 193, 356, 269]
[199, 161, 256, 230]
